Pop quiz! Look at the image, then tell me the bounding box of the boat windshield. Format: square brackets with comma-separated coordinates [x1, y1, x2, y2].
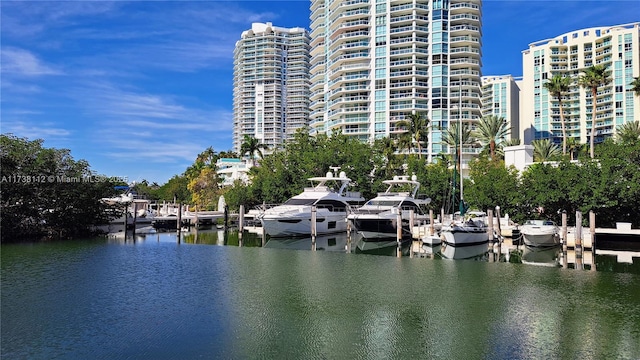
[365, 200, 401, 207]
[283, 198, 316, 206]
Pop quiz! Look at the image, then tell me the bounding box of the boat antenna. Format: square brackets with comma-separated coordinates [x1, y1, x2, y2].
[329, 166, 340, 174]
[458, 78, 466, 217]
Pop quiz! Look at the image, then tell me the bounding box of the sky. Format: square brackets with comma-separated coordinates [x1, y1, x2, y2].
[1, 1, 639, 184]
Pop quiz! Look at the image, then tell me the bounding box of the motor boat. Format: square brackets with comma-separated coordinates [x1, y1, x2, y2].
[259, 168, 364, 237]
[347, 175, 432, 240]
[440, 211, 489, 246]
[520, 220, 560, 247]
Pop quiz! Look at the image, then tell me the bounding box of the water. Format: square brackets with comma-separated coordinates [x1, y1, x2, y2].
[2, 229, 640, 359]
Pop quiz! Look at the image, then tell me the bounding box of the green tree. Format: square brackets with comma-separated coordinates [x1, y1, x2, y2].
[240, 135, 268, 166]
[1, 134, 120, 242]
[532, 139, 561, 162]
[615, 121, 640, 146]
[543, 74, 572, 155]
[578, 65, 612, 158]
[473, 115, 511, 160]
[406, 157, 453, 213]
[465, 155, 521, 219]
[157, 175, 190, 202]
[373, 137, 407, 180]
[396, 112, 429, 159]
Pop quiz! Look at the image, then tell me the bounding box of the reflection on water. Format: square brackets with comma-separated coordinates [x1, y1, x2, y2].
[101, 227, 640, 274]
[521, 245, 562, 267]
[3, 228, 640, 359]
[439, 243, 490, 260]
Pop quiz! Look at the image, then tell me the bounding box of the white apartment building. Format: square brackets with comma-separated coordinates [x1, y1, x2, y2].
[309, 0, 483, 164]
[233, 22, 310, 154]
[481, 75, 521, 140]
[520, 22, 640, 145]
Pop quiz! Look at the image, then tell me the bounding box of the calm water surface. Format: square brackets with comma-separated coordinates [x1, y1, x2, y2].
[2, 229, 640, 359]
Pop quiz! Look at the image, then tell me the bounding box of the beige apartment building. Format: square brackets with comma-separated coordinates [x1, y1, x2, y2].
[520, 23, 640, 146]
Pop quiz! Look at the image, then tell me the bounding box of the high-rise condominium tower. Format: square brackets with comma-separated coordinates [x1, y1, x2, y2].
[309, 0, 482, 162]
[481, 75, 521, 141]
[233, 22, 310, 154]
[520, 23, 639, 145]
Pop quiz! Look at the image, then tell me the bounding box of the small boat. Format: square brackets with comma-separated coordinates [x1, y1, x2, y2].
[520, 220, 560, 247]
[259, 168, 364, 237]
[440, 211, 489, 246]
[347, 175, 432, 240]
[421, 234, 442, 246]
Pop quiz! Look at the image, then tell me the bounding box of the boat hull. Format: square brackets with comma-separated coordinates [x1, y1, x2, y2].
[261, 212, 348, 237]
[352, 218, 410, 240]
[441, 224, 489, 246]
[350, 214, 428, 240]
[521, 225, 560, 247]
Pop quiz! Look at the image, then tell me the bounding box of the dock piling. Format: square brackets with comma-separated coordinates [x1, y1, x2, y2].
[177, 203, 182, 231]
[495, 206, 502, 241]
[589, 210, 596, 252]
[429, 209, 435, 236]
[311, 205, 317, 249]
[396, 207, 403, 245]
[561, 211, 568, 250]
[239, 205, 245, 242]
[488, 209, 494, 243]
[576, 211, 583, 249]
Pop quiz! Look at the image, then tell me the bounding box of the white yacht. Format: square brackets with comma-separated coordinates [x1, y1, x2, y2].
[347, 175, 432, 240]
[520, 220, 560, 247]
[259, 168, 363, 237]
[440, 211, 489, 246]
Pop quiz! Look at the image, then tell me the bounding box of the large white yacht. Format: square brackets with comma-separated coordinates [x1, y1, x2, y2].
[347, 175, 432, 240]
[259, 168, 363, 237]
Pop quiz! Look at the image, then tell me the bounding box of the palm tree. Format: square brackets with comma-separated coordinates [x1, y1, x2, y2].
[240, 135, 268, 166]
[631, 77, 640, 97]
[565, 137, 583, 161]
[543, 74, 572, 155]
[374, 137, 399, 177]
[396, 112, 429, 159]
[472, 115, 511, 160]
[615, 120, 640, 146]
[442, 121, 474, 171]
[532, 139, 561, 162]
[578, 65, 612, 158]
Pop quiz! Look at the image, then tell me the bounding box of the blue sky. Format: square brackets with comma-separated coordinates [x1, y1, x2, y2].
[1, 1, 638, 184]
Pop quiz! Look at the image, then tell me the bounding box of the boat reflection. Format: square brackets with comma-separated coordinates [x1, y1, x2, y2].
[355, 238, 411, 256]
[264, 234, 351, 252]
[521, 245, 562, 267]
[439, 243, 489, 260]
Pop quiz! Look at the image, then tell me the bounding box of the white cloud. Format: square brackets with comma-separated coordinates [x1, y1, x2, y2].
[1, 47, 62, 76]
[1, 121, 71, 139]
